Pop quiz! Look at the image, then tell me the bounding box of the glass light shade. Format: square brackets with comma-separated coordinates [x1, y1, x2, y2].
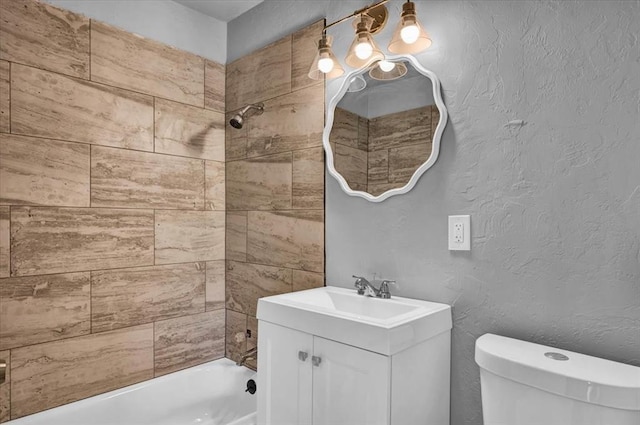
[378, 60, 396, 72]
[388, 2, 432, 54]
[347, 75, 367, 92]
[368, 60, 408, 81]
[308, 35, 344, 80]
[345, 15, 384, 69]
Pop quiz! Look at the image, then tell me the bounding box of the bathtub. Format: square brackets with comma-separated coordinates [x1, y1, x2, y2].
[8, 358, 256, 425]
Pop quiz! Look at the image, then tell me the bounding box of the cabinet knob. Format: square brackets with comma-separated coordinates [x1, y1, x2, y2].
[298, 351, 309, 362]
[312, 356, 322, 367]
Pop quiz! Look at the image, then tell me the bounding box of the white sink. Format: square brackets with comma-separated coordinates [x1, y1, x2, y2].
[257, 286, 452, 355]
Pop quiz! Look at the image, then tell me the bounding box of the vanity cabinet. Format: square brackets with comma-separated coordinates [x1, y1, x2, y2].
[256, 286, 452, 425]
[257, 321, 389, 425]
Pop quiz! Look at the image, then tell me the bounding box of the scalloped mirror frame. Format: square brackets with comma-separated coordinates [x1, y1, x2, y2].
[324, 54, 448, 202]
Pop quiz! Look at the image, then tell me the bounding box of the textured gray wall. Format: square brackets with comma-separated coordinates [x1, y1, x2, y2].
[230, 1, 640, 424]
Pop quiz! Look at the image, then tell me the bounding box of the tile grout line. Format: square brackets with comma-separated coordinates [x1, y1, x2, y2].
[8, 61, 11, 135]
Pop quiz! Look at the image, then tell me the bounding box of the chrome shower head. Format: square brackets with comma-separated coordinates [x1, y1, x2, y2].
[229, 103, 264, 129]
[230, 114, 244, 129]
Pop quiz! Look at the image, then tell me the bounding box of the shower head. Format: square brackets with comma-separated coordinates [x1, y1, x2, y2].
[229, 103, 264, 129]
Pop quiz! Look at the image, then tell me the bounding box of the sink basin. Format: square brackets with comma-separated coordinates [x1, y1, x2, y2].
[257, 286, 452, 355]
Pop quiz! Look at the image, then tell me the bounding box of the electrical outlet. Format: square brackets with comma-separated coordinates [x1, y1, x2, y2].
[449, 215, 470, 251]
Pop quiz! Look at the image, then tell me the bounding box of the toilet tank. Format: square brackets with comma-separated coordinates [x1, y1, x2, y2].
[475, 334, 640, 425]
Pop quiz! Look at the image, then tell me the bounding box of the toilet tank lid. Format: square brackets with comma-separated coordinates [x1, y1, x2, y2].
[475, 333, 640, 411]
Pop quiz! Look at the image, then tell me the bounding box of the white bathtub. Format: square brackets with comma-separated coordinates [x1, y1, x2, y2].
[8, 358, 257, 425]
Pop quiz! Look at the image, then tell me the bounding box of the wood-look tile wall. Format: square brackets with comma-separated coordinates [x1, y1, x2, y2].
[224, 20, 326, 365]
[332, 105, 438, 196]
[0, 0, 226, 420]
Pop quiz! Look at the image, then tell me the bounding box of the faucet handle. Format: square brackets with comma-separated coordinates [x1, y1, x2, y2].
[352, 275, 368, 294]
[379, 280, 396, 299]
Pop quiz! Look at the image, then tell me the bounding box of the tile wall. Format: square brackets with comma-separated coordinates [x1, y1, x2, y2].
[0, 0, 225, 420]
[224, 21, 326, 368]
[331, 105, 439, 196]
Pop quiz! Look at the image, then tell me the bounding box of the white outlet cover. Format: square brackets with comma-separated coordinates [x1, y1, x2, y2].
[448, 215, 471, 251]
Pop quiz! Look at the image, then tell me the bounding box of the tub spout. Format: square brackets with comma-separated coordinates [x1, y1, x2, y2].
[236, 347, 257, 367]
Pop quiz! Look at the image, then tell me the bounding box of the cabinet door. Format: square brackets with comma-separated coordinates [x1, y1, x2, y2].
[258, 321, 313, 425]
[312, 337, 390, 425]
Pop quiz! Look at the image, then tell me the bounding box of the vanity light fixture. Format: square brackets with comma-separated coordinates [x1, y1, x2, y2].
[388, 0, 432, 54]
[308, 33, 344, 80]
[308, 0, 388, 80]
[345, 14, 384, 68]
[369, 60, 408, 80]
[308, 0, 431, 81]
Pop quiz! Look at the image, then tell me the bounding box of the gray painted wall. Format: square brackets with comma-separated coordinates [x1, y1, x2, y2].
[230, 1, 640, 424]
[45, 0, 227, 63]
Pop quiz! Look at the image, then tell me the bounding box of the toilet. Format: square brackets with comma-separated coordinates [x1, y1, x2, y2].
[475, 333, 640, 425]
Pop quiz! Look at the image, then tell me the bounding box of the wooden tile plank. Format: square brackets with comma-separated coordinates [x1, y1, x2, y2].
[292, 270, 325, 292]
[205, 161, 225, 211]
[226, 37, 291, 112]
[0, 134, 90, 207]
[331, 107, 360, 150]
[0, 0, 90, 79]
[11, 64, 153, 151]
[91, 146, 204, 210]
[358, 115, 369, 151]
[10, 207, 154, 276]
[226, 260, 292, 316]
[155, 98, 225, 161]
[154, 310, 225, 376]
[367, 149, 389, 186]
[205, 60, 225, 113]
[334, 144, 368, 189]
[0, 350, 9, 423]
[293, 147, 324, 209]
[91, 21, 204, 106]
[0, 207, 8, 278]
[225, 309, 247, 363]
[246, 84, 324, 158]
[206, 260, 225, 311]
[226, 211, 247, 262]
[155, 210, 224, 264]
[227, 152, 292, 211]
[388, 142, 432, 184]
[291, 20, 325, 92]
[0, 272, 90, 350]
[368, 106, 431, 152]
[91, 263, 205, 333]
[0, 61, 9, 133]
[247, 210, 324, 273]
[10, 324, 153, 419]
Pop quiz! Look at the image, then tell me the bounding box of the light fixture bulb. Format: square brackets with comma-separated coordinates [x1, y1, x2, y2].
[400, 23, 420, 44]
[317, 56, 334, 73]
[308, 34, 344, 80]
[388, 1, 432, 54]
[378, 60, 396, 72]
[355, 40, 373, 59]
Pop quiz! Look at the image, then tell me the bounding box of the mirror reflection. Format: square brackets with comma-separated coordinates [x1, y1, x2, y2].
[329, 60, 439, 197]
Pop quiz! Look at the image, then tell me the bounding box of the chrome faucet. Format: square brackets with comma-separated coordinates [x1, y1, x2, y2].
[236, 347, 257, 367]
[352, 275, 395, 299]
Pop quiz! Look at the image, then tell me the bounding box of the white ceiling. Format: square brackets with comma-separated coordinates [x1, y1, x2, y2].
[174, 0, 263, 22]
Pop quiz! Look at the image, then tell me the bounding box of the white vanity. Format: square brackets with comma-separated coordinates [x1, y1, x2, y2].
[256, 286, 452, 425]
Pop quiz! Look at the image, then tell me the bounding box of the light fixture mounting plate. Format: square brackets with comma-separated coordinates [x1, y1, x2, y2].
[365, 4, 388, 34]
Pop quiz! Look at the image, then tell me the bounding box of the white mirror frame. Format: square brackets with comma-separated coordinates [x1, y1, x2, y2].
[324, 54, 448, 202]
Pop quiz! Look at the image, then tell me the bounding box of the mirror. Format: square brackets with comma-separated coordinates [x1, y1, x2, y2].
[324, 55, 447, 202]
